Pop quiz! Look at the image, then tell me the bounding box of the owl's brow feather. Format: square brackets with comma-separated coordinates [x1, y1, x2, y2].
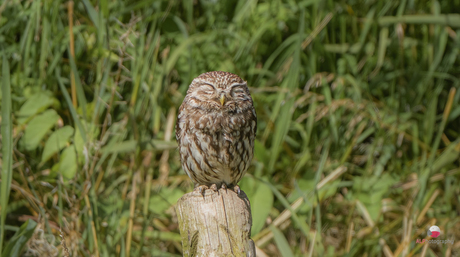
[230, 83, 246, 88]
[200, 81, 217, 89]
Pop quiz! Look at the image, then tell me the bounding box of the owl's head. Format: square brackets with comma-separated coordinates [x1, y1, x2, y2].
[185, 71, 253, 113]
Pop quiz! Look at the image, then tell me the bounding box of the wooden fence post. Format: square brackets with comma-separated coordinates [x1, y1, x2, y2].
[176, 188, 255, 257]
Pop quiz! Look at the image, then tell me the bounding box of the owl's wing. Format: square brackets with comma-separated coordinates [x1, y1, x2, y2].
[175, 103, 186, 142]
[248, 106, 257, 138]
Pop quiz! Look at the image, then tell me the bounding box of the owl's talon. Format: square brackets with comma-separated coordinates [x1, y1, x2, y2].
[234, 185, 241, 195]
[221, 183, 227, 192]
[210, 184, 218, 191]
[194, 185, 208, 195]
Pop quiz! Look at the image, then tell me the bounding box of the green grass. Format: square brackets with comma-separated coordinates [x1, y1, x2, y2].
[1, 53, 13, 257]
[1, 0, 460, 256]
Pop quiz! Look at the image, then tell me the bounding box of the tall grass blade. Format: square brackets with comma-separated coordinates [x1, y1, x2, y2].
[1, 219, 37, 257]
[56, 69, 87, 143]
[0, 55, 13, 255]
[267, 10, 305, 173]
[378, 14, 460, 27]
[270, 225, 294, 257]
[68, 52, 88, 120]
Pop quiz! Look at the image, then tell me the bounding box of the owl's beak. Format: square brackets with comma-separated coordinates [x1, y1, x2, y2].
[220, 95, 226, 106]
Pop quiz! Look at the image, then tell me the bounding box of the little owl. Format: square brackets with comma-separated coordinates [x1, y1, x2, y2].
[176, 71, 257, 193]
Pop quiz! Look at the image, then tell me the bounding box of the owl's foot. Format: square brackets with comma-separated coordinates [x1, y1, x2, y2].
[233, 185, 241, 195]
[221, 183, 227, 192]
[210, 184, 218, 191]
[194, 185, 209, 195]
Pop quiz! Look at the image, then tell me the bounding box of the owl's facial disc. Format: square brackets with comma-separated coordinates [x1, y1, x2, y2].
[191, 77, 252, 112]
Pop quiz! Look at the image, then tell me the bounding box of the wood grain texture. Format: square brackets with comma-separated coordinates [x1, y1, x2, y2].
[176, 188, 255, 257]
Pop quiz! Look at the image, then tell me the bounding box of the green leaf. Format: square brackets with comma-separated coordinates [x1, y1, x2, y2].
[101, 140, 137, 154]
[149, 188, 183, 216]
[16, 91, 54, 124]
[41, 126, 74, 163]
[253, 139, 268, 163]
[251, 181, 273, 236]
[366, 203, 381, 222]
[23, 109, 60, 151]
[239, 176, 257, 200]
[59, 145, 77, 180]
[270, 225, 294, 257]
[2, 219, 37, 257]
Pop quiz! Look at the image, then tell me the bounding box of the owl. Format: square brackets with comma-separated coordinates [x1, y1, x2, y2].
[176, 71, 257, 193]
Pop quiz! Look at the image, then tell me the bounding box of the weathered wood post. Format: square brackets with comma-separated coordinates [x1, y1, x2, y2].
[176, 187, 255, 257]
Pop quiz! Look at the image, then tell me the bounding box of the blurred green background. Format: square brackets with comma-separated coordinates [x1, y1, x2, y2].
[1, 0, 460, 256]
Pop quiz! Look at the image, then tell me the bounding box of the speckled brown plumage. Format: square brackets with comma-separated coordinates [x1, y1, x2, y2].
[176, 71, 257, 190]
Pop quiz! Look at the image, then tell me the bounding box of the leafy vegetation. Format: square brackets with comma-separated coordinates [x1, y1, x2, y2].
[1, 0, 460, 256]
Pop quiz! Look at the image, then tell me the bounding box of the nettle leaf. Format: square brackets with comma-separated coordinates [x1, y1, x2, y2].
[41, 126, 74, 164]
[354, 174, 395, 221]
[239, 176, 257, 198]
[59, 145, 77, 180]
[16, 91, 54, 125]
[253, 139, 268, 164]
[23, 109, 60, 151]
[251, 180, 273, 236]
